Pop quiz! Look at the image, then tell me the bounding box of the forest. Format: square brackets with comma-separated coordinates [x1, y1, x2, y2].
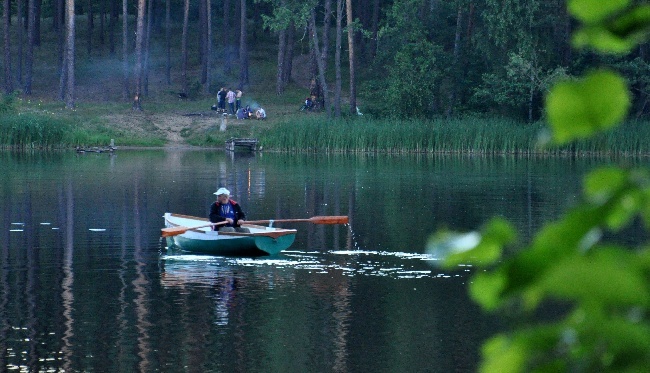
[3, 0, 650, 122]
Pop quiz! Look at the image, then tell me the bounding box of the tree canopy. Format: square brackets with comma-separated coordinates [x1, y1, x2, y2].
[2, 0, 650, 120]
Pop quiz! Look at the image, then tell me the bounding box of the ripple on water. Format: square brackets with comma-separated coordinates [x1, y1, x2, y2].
[161, 248, 472, 281]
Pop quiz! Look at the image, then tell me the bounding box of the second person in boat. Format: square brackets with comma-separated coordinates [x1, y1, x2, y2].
[209, 187, 250, 233]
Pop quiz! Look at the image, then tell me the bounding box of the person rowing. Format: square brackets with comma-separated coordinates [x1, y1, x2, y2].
[209, 187, 250, 233]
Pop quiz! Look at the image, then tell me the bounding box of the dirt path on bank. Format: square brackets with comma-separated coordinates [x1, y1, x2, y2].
[100, 110, 235, 148]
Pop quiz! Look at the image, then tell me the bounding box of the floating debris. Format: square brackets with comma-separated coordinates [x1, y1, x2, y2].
[40, 222, 51, 225]
[89, 228, 106, 232]
[9, 229, 23, 232]
[75, 145, 116, 154]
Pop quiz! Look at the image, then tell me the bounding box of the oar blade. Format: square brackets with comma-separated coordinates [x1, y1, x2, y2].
[161, 222, 224, 237]
[161, 226, 191, 237]
[309, 216, 349, 225]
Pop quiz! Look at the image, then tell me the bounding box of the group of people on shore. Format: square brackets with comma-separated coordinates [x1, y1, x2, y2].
[214, 87, 266, 120]
[215, 87, 240, 114]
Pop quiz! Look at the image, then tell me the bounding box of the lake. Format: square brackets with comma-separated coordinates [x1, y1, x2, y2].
[0, 149, 624, 372]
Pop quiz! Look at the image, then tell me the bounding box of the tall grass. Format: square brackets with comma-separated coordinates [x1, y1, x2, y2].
[0, 103, 165, 148]
[261, 116, 650, 155]
[0, 113, 69, 148]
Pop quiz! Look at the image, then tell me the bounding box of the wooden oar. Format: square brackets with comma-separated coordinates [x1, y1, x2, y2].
[161, 221, 227, 237]
[245, 215, 349, 226]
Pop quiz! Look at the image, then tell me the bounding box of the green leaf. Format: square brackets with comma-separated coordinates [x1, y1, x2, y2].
[574, 27, 625, 52]
[640, 189, 650, 228]
[605, 189, 643, 230]
[537, 248, 649, 307]
[572, 6, 650, 53]
[426, 230, 481, 263]
[480, 335, 528, 373]
[583, 167, 627, 204]
[546, 70, 630, 144]
[608, 5, 650, 40]
[426, 218, 515, 268]
[568, 307, 650, 368]
[469, 270, 507, 311]
[568, 0, 630, 24]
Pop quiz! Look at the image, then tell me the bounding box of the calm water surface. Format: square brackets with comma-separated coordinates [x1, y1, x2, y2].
[0, 149, 629, 372]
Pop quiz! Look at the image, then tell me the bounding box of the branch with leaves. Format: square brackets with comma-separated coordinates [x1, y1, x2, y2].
[429, 0, 650, 371]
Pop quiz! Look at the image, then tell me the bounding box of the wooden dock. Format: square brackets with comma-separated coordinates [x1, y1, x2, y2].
[225, 138, 259, 152]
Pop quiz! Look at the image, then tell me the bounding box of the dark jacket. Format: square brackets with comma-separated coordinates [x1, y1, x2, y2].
[217, 90, 227, 101]
[209, 199, 246, 227]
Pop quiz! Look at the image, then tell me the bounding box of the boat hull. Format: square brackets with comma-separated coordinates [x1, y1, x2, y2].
[164, 213, 296, 256]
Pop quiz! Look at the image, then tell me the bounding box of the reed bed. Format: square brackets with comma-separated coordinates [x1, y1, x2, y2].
[261, 116, 650, 156]
[0, 113, 69, 148]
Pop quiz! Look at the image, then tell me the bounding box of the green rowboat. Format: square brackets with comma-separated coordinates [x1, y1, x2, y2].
[163, 213, 297, 256]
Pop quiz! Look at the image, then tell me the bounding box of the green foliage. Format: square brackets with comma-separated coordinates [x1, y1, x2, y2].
[572, 0, 650, 53]
[547, 69, 631, 144]
[472, 0, 575, 120]
[367, 0, 450, 118]
[383, 42, 442, 118]
[257, 0, 313, 31]
[430, 1, 650, 371]
[568, 0, 630, 24]
[483, 0, 540, 49]
[0, 93, 18, 114]
[473, 51, 569, 118]
[431, 167, 650, 370]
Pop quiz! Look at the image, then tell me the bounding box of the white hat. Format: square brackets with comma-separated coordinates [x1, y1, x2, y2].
[214, 187, 230, 196]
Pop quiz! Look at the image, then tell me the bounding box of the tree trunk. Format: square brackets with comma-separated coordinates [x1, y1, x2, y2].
[223, 0, 232, 74]
[310, 9, 330, 116]
[446, 6, 463, 118]
[87, 0, 92, 55]
[199, 0, 207, 84]
[528, 71, 534, 123]
[205, 0, 213, 95]
[238, 0, 248, 88]
[122, 0, 129, 100]
[165, 0, 171, 85]
[34, 0, 41, 46]
[3, 0, 12, 94]
[466, 2, 474, 39]
[25, 0, 35, 95]
[58, 51, 67, 100]
[99, 0, 105, 46]
[334, 0, 343, 117]
[143, 0, 153, 95]
[109, 0, 116, 55]
[282, 22, 295, 86]
[133, 0, 145, 110]
[17, 0, 24, 84]
[53, 0, 61, 30]
[64, 0, 75, 109]
[57, 0, 65, 100]
[276, 27, 286, 95]
[309, 38, 318, 81]
[346, 0, 356, 114]
[321, 0, 332, 72]
[370, 0, 379, 57]
[181, 0, 190, 96]
[561, 4, 572, 66]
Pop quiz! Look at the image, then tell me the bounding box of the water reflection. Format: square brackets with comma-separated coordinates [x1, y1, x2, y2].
[161, 248, 471, 283]
[62, 180, 74, 372]
[1, 149, 630, 372]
